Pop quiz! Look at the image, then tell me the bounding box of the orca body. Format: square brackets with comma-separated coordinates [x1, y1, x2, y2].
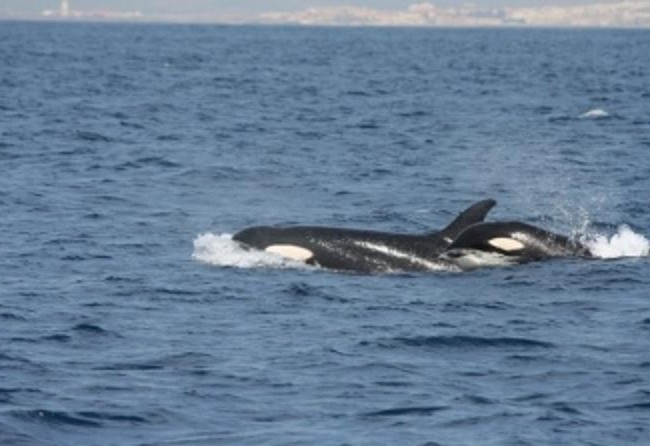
[441, 221, 592, 270]
[233, 199, 496, 273]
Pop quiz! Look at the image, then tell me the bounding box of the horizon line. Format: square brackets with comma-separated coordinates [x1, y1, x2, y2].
[2, 1, 650, 29]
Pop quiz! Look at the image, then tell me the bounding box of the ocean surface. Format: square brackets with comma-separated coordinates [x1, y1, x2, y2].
[1, 21, 650, 445]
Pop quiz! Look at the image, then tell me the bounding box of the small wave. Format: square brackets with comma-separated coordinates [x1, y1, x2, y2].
[363, 405, 448, 417]
[10, 409, 152, 428]
[94, 352, 213, 372]
[74, 130, 114, 142]
[616, 403, 650, 410]
[579, 108, 610, 119]
[192, 233, 311, 270]
[586, 225, 650, 259]
[12, 409, 102, 428]
[76, 411, 149, 424]
[0, 312, 27, 321]
[383, 335, 554, 350]
[42, 334, 72, 343]
[72, 323, 110, 335]
[114, 156, 180, 171]
[135, 156, 181, 168]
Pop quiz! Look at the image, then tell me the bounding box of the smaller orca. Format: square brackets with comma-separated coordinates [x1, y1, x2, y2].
[441, 221, 592, 270]
[232, 199, 496, 273]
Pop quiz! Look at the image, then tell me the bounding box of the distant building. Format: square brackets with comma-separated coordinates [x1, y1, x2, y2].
[41, 0, 142, 20]
[61, 0, 70, 17]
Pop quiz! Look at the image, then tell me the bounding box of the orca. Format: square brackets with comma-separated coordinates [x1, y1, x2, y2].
[440, 221, 592, 270]
[232, 199, 496, 273]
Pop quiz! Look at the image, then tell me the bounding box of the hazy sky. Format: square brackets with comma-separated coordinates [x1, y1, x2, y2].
[1, 0, 621, 17]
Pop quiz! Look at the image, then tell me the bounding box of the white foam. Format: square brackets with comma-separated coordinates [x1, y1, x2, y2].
[440, 249, 518, 271]
[586, 225, 650, 259]
[192, 233, 311, 270]
[580, 108, 609, 119]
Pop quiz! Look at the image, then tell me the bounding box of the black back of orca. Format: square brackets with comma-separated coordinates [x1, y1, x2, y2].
[233, 199, 496, 272]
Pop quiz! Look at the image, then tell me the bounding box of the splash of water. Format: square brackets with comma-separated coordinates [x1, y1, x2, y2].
[580, 108, 609, 119]
[192, 233, 311, 269]
[585, 225, 650, 259]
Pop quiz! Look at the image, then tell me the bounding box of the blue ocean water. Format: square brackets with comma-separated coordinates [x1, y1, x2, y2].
[1, 21, 650, 445]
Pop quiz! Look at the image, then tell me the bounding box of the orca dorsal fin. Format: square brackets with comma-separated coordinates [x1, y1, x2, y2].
[431, 199, 496, 241]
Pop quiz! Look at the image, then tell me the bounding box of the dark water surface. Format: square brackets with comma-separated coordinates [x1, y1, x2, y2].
[1, 22, 650, 445]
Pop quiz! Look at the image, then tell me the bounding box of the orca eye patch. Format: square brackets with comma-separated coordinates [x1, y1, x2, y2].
[487, 237, 525, 252]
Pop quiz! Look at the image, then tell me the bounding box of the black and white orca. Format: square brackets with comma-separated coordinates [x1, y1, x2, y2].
[233, 199, 496, 273]
[441, 221, 592, 270]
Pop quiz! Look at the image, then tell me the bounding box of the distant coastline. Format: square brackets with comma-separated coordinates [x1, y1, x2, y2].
[2, 1, 650, 28]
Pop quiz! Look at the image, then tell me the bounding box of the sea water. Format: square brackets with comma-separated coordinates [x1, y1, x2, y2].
[1, 22, 650, 445]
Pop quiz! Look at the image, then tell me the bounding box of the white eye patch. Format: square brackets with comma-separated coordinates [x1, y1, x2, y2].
[488, 237, 525, 252]
[265, 244, 314, 262]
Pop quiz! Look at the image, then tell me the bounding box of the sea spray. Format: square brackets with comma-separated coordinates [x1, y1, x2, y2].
[586, 225, 650, 259]
[580, 108, 610, 119]
[192, 233, 311, 269]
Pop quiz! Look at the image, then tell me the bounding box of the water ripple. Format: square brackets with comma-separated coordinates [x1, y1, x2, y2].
[377, 335, 555, 350]
[11, 410, 102, 428]
[363, 406, 448, 417]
